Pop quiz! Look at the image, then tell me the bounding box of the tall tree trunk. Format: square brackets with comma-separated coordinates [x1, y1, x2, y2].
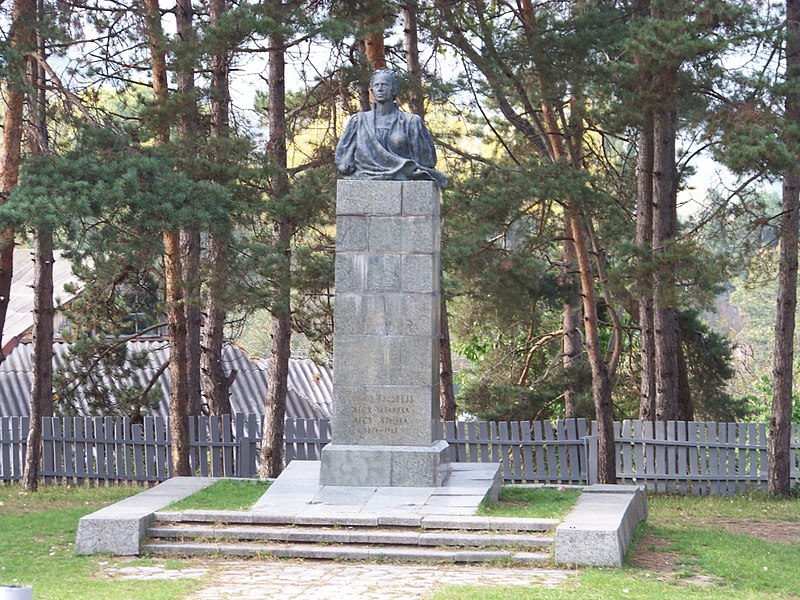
[357, 0, 387, 106]
[562, 221, 582, 418]
[259, 25, 292, 479]
[144, 0, 191, 476]
[176, 0, 203, 417]
[182, 230, 202, 416]
[676, 326, 693, 421]
[637, 111, 656, 421]
[364, 7, 386, 70]
[769, 0, 800, 496]
[23, 8, 52, 491]
[652, 99, 679, 422]
[568, 211, 616, 484]
[0, 0, 35, 357]
[401, 0, 455, 419]
[202, 0, 233, 416]
[403, 0, 425, 116]
[439, 295, 457, 421]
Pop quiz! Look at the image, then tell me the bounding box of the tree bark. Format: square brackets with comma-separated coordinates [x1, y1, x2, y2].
[676, 325, 694, 421]
[259, 24, 292, 479]
[23, 9, 52, 490]
[364, 7, 386, 70]
[0, 0, 35, 358]
[144, 0, 191, 476]
[202, 0, 233, 416]
[175, 0, 203, 417]
[568, 211, 616, 484]
[562, 220, 582, 419]
[636, 111, 656, 421]
[769, 0, 800, 496]
[403, 0, 425, 116]
[439, 294, 457, 421]
[652, 100, 680, 422]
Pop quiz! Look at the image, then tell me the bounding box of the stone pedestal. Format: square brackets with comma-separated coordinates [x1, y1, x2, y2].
[320, 180, 451, 487]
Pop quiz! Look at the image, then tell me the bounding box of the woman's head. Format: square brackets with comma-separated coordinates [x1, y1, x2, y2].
[370, 68, 400, 100]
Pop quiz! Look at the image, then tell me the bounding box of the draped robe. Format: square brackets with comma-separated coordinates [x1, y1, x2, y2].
[335, 107, 448, 188]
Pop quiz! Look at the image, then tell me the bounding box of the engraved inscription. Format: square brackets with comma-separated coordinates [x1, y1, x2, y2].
[350, 393, 413, 437]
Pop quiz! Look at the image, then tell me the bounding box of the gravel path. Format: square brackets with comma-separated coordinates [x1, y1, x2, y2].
[103, 560, 574, 599]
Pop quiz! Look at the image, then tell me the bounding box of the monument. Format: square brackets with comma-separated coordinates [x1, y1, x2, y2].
[319, 69, 451, 487]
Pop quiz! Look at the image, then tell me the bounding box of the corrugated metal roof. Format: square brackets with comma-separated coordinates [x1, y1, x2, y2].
[0, 341, 332, 420]
[2, 249, 79, 351]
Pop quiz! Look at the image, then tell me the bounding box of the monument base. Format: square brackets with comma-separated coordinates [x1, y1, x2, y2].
[320, 440, 451, 487]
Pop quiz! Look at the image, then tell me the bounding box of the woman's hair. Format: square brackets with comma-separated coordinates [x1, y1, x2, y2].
[370, 68, 400, 98]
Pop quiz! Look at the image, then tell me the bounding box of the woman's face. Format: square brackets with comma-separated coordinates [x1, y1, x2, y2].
[371, 73, 394, 102]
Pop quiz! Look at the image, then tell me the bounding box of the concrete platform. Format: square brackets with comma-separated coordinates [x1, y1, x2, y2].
[75, 477, 220, 555]
[554, 484, 648, 567]
[75, 469, 648, 567]
[252, 460, 502, 519]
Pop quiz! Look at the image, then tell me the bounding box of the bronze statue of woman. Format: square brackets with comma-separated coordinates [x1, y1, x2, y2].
[335, 69, 447, 188]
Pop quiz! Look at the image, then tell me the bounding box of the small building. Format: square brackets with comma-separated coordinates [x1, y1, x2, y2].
[2, 249, 79, 356]
[0, 340, 332, 420]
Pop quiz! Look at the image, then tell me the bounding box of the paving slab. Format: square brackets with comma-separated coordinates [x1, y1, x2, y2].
[251, 460, 500, 520]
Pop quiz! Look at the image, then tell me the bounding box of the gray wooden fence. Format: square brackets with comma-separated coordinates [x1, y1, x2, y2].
[1, 415, 799, 493]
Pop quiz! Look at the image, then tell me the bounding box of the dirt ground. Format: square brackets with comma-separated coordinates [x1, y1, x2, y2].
[630, 517, 799, 585]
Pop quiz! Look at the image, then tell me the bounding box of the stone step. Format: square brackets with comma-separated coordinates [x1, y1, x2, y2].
[153, 510, 558, 533]
[147, 524, 554, 549]
[141, 541, 551, 564]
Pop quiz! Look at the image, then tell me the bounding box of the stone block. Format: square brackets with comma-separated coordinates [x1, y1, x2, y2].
[400, 336, 437, 387]
[333, 337, 403, 387]
[401, 255, 436, 293]
[366, 254, 401, 292]
[384, 294, 436, 336]
[367, 217, 404, 253]
[334, 254, 366, 293]
[336, 216, 367, 252]
[337, 180, 402, 215]
[402, 181, 440, 216]
[334, 294, 386, 335]
[401, 216, 437, 253]
[75, 477, 218, 555]
[554, 486, 648, 567]
[331, 384, 438, 445]
[320, 441, 450, 487]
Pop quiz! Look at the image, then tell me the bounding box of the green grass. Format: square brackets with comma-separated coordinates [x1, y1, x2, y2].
[476, 486, 581, 520]
[0, 483, 203, 599]
[435, 493, 800, 600]
[166, 478, 270, 511]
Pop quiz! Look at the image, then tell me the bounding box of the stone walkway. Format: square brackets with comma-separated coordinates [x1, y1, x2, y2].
[103, 560, 574, 599]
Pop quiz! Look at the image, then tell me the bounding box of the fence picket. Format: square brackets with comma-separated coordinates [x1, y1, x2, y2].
[498, 421, 511, 481]
[467, 421, 479, 463]
[676, 421, 688, 494]
[478, 421, 489, 463]
[222, 414, 234, 474]
[211, 416, 224, 476]
[543, 421, 557, 482]
[620, 420, 633, 483]
[566, 419, 579, 481]
[665, 421, 676, 493]
[521, 421, 534, 480]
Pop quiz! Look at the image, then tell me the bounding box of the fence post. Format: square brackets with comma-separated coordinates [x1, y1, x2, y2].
[584, 435, 598, 485]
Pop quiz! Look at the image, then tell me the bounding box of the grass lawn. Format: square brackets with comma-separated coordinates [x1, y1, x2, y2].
[0, 484, 203, 600]
[477, 486, 581, 520]
[3, 482, 798, 599]
[435, 493, 800, 600]
[166, 478, 270, 511]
